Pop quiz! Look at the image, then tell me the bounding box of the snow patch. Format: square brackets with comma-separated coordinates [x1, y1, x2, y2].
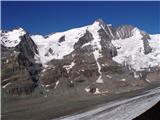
[87, 21, 103, 83]
[120, 78, 126, 82]
[94, 88, 101, 94]
[54, 81, 60, 89]
[2, 83, 12, 88]
[107, 25, 114, 38]
[106, 75, 112, 79]
[146, 79, 151, 83]
[1, 28, 26, 47]
[85, 87, 90, 93]
[133, 72, 139, 78]
[63, 61, 75, 73]
[31, 26, 88, 64]
[112, 33, 160, 71]
[82, 42, 91, 48]
[6, 59, 9, 64]
[45, 84, 50, 87]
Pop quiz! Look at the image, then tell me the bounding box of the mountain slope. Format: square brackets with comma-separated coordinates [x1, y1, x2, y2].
[112, 29, 160, 72]
[1, 19, 160, 96]
[1, 28, 42, 95]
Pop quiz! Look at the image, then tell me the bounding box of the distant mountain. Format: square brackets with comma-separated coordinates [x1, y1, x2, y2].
[1, 19, 160, 95]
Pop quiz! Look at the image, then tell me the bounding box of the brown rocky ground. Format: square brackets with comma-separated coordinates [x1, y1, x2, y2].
[2, 82, 160, 120]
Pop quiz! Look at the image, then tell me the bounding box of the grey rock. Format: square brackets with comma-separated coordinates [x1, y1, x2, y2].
[74, 30, 93, 50]
[58, 35, 65, 43]
[140, 31, 152, 54]
[116, 25, 135, 39]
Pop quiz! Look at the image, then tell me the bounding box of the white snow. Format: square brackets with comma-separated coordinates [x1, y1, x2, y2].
[2, 79, 9, 82]
[106, 75, 112, 79]
[116, 31, 121, 39]
[1, 28, 26, 47]
[94, 88, 101, 94]
[101, 90, 109, 94]
[120, 78, 126, 82]
[94, 50, 103, 83]
[6, 59, 9, 64]
[87, 21, 103, 83]
[45, 84, 50, 87]
[2, 83, 12, 88]
[82, 42, 91, 48]
[133, 72, 139, 78]
[85, 86, 108, 95]
[85, 87, 90, 93]
[2, 22, 159, 73]
[42, 69, 46, 73]
[107, 25, 114, 38]
[63, 61, 75, 73]
[112, 29, 160, 71]
[34, 21, 104, 83]
[94, 88, 109, 95]
[31, 21, 104, 73]
[146, 79, 151, 83]
[54, 81, 60, 89]
[31, 26, 88, 64]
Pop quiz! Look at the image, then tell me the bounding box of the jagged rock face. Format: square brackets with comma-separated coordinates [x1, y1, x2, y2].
[116, 25, 152, 55]
[74, 30, 93, 50]
[96, 19, 118, 40]
[143, 38, 152, 54]
[1, 19, 160, 96]
[17, 34, 42, 83]
[1, 30, 42, 95]
[116, 25, 135, 39]
[140, 31, 152, 54]
[98, 28, 117, 58]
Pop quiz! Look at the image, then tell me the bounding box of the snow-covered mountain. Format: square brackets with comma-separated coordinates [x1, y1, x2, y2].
[30, 20, 159, 71]
[112, 30, 160, 71]
[1, 19, 160, 95]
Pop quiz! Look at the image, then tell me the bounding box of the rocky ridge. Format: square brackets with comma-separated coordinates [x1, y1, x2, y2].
[1, 19, 160, 96]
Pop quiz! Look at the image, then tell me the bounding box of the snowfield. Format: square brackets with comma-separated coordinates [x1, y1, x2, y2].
[31, 26, 88, 63]
[1, 22, 160, 71]
[54, 87, 160, 120]
[0, 28, 26, 47]
[112, 32, 160, 71]
[31, 21, 104, 65]
[31, 24, 160, 71]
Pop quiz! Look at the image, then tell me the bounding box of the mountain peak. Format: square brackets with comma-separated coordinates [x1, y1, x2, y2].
[94, 18, 107, 27]
[95, 18, 105, 24]
[1, 27, 27, 48]
[1, 19, 160, 97]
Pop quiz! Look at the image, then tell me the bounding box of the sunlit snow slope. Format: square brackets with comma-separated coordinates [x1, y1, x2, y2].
[1, 21, 160, 72]
[112, 32, 160, 71]
[0, 28, 26, 47]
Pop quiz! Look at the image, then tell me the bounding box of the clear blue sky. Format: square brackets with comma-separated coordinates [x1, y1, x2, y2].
[1, 1, 160, 35]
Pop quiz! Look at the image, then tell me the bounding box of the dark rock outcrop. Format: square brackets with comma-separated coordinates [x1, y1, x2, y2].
[1, 19, 159, 96]
[74, 30, 93, 50]
[1, 32, 42, 95]
[58, 35, 65, 43]
[116, 25, 135, 39]
[98, 28, 117, 58]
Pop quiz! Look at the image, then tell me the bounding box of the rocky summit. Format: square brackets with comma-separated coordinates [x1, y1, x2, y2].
[1, 19, 160, 96]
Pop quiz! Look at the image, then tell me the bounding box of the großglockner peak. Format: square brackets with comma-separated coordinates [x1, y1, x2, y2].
[1, 19, 160, 95]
